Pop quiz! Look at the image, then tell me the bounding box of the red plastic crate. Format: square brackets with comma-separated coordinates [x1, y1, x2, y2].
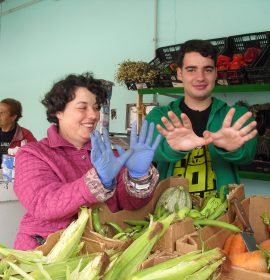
[218, 31, 270, 85]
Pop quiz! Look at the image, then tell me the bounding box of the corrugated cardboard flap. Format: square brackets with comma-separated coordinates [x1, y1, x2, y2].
[37, 230, 63, 256]
[212, 195, 270, 280]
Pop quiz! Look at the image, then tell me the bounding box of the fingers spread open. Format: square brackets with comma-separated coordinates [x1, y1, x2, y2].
[161, 115, 175, 131]
[167, 111, 183, 128]
[157, 122, 168, 137]
[181, 113, 192, 129]
[233, 111, 253, 130]
[102, 128, 112, 150]
[130, 121, 138, 147]
[94, 130, 106, 153]
[222, 108, 235, 128]
[145, 122, 155, 146]
[90, 131, 101, 159]
[138, 120, 148, 144]
[242, 129, 257, 142]
[152, 134, 162, 150]
[239, 121, 257, 137]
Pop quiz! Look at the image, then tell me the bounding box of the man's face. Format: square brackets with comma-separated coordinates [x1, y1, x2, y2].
[177, 52, 217, 102]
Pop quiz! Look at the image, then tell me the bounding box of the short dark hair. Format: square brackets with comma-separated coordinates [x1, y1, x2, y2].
[177, 39, 218, 67]
[0, 98, 22, 122]
[41, 72, 108, 125]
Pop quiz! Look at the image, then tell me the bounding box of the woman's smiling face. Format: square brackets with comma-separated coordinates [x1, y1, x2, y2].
[56, 87, 100, 148]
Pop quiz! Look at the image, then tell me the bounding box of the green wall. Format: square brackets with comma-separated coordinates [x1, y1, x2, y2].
[0, 0, 156, 138]
[0, 0, 269, 193]
[157, 0, 270, 47]
[1, 0, 270, 138]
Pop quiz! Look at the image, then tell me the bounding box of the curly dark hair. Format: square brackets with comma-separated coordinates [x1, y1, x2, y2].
[0, 98, 22, 123]
[177, 39, 218, 67]
[41, 72, 108, 125]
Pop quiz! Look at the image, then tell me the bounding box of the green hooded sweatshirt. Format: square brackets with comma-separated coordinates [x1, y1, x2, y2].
[145, 96, 257, 191]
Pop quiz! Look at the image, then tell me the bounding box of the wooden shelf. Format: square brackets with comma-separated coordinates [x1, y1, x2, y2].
[137, 83, 270, 95]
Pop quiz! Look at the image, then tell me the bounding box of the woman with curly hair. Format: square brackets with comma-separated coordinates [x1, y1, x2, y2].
[14, 72, 161, 250]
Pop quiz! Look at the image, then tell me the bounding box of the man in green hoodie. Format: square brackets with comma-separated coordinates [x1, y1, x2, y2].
[146, 39, 258, 198]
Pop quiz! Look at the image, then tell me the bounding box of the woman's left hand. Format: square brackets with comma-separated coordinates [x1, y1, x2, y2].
[90, 128, 132, 189]
[117, 120, 161, 178]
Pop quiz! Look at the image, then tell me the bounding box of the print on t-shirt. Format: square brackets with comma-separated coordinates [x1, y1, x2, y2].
[173, 146, 216, 198]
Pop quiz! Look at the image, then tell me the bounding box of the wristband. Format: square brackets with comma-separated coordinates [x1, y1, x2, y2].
[128, 167, 153, 185]
[129, 181, 151, 190]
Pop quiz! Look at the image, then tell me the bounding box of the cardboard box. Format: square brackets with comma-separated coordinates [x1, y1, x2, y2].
[175, 184, 245, 255]
[37, 230, 62, 256]
[140, 250, 181, 270]
[39, 179, 245, 255]
[137, 195, 266, 280]
[38, 176, 191, 254]
[220, 196, 270, 280]
[80, 236, 132, 255]
[84, 176, 189, 232]
[83, 180, 244, 253]
[176, 211, 232, 254]
[83, 176, 193, 253]
[190, 196, 270, 280]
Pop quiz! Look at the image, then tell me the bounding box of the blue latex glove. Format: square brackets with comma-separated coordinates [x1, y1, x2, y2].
[118, 120, 161, 178]
[90, 128, 132, 189]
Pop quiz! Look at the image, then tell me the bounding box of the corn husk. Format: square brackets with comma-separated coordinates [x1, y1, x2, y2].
[130, 248, 224, 280]
[30, 254, 97, 280]
[45, 207, 89, 263]
[104, 214, 175, 280]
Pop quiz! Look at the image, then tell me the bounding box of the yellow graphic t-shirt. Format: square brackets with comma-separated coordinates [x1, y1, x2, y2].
[173, 146, 216, 198]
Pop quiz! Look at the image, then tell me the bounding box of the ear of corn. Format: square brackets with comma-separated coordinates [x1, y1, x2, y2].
[131, 250, 200, 279]
[0, 243, 46, 264]
[29, 254, 97, 280]
[184, 257, 225, 280]
[104, 213, 175, 280]
[6, 261, 35, 280]
[104, 251, 122, 274]
[45, 207, 89, 264]
[0, 208, 91, 279]
[66, 259, 82, 280]
[77, 252, 109, 280]
[130, 248, 224, 280]
[36, 263, 52, 280]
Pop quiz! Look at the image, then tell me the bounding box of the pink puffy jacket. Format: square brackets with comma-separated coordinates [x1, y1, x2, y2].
[14, 125, 158, 250]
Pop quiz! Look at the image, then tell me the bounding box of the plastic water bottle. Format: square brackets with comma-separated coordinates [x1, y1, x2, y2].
[2, 154, 15, 182]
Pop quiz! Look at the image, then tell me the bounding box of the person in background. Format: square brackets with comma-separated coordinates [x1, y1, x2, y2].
[0, 98, 36, 165]
[146, 39, 258, 198]
[14, 72, 161, 250]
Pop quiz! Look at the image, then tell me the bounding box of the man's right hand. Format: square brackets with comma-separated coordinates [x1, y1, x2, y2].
[156, 111, 212, 151]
